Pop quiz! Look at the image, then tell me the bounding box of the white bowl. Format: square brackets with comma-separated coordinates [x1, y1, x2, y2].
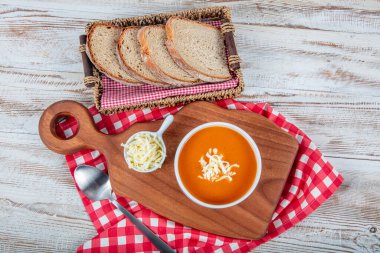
[122, 115, 173, 173]
[123, 131, 166, 173]
[174, 122, 262, 209]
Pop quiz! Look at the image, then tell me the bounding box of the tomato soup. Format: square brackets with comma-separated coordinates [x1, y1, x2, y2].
[178, 126, 258, 205]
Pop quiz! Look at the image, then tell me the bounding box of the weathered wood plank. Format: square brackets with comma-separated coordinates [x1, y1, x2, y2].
[257, 157, 380, 253]
[1, 1, 380, 74]
[0, 67, 92, 112]
[2, 0, 380, 33]
[0, 132, 95, 252]
[236, 24, 380, 95]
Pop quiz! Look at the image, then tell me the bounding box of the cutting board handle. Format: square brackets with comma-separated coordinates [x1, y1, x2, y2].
[39, 100, 102, 155]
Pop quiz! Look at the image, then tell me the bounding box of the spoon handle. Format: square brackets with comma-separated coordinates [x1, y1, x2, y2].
[156, 115, 174, 138]
[111, 199, 175, 253]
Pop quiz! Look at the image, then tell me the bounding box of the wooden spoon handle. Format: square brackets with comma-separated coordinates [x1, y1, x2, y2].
[39, 100, 102, 155]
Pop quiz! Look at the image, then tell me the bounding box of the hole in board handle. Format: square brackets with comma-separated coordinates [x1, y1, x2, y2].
[52, 113, 79, 140]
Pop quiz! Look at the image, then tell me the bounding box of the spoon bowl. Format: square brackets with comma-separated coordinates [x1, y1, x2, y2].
[74, 164, 112, 201]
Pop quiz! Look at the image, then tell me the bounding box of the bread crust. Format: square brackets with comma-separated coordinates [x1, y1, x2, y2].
[117, 27, 172, 87]
[137, 25, 201, 87]
[87, 24, 142, 86]
[165, 16, 232, 83]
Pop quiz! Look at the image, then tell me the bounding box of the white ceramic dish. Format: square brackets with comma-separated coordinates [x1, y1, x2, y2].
[123, 115, 174, 173]
[174, 122, 262, 209]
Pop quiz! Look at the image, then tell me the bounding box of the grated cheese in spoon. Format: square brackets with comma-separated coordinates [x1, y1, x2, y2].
[198, 148, 239, 182]
[121, 132, 164, 171]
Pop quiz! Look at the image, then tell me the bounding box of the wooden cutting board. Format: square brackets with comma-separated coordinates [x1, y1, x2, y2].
[39, 100, 298, 239]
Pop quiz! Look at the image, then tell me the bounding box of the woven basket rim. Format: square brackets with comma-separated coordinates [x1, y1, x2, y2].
[83, 6, 244, 115]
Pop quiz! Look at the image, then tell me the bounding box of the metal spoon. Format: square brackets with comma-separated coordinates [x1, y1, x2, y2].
[74, 164, 175, 253]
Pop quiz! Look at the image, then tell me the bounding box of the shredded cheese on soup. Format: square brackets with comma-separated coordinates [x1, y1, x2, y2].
[198, 148, 239, 182]
[121, 132, 164, 171]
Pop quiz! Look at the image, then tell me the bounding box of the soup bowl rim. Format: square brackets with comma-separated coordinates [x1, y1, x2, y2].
[174, 122, 262, 209]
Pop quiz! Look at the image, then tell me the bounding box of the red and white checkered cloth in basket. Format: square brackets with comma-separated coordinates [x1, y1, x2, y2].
[56, 98, 343, 252]
[101, 77, 238, 109]
[100, 20, 239, 109]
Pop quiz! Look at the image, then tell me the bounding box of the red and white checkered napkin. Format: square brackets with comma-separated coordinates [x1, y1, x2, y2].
[101, 76, 238, 109]
[57, 99, 343, 253]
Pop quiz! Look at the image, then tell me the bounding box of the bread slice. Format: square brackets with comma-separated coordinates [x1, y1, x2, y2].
[117, 27, 170, 87]
[166, 17, 231, 83]
[86, 24, 142, 86]
[137, 25, 200, 86]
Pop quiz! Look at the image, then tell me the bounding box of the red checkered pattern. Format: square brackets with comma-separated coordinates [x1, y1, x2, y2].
[100, 20, 239, 109]
[56, 99, 343, 253]
[101, 78, 238, 109]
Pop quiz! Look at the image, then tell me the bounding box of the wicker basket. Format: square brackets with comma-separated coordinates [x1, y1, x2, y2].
[79, 6, 244, 115]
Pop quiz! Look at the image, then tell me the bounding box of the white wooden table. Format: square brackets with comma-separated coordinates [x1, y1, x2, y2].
[0, 1, 379, 252]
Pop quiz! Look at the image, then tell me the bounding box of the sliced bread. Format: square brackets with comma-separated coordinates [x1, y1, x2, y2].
[117, 27, 170, 87]
[166, 17, 231, 83]
[86, 24, 141, 86]
[137, 25, 200, 86]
